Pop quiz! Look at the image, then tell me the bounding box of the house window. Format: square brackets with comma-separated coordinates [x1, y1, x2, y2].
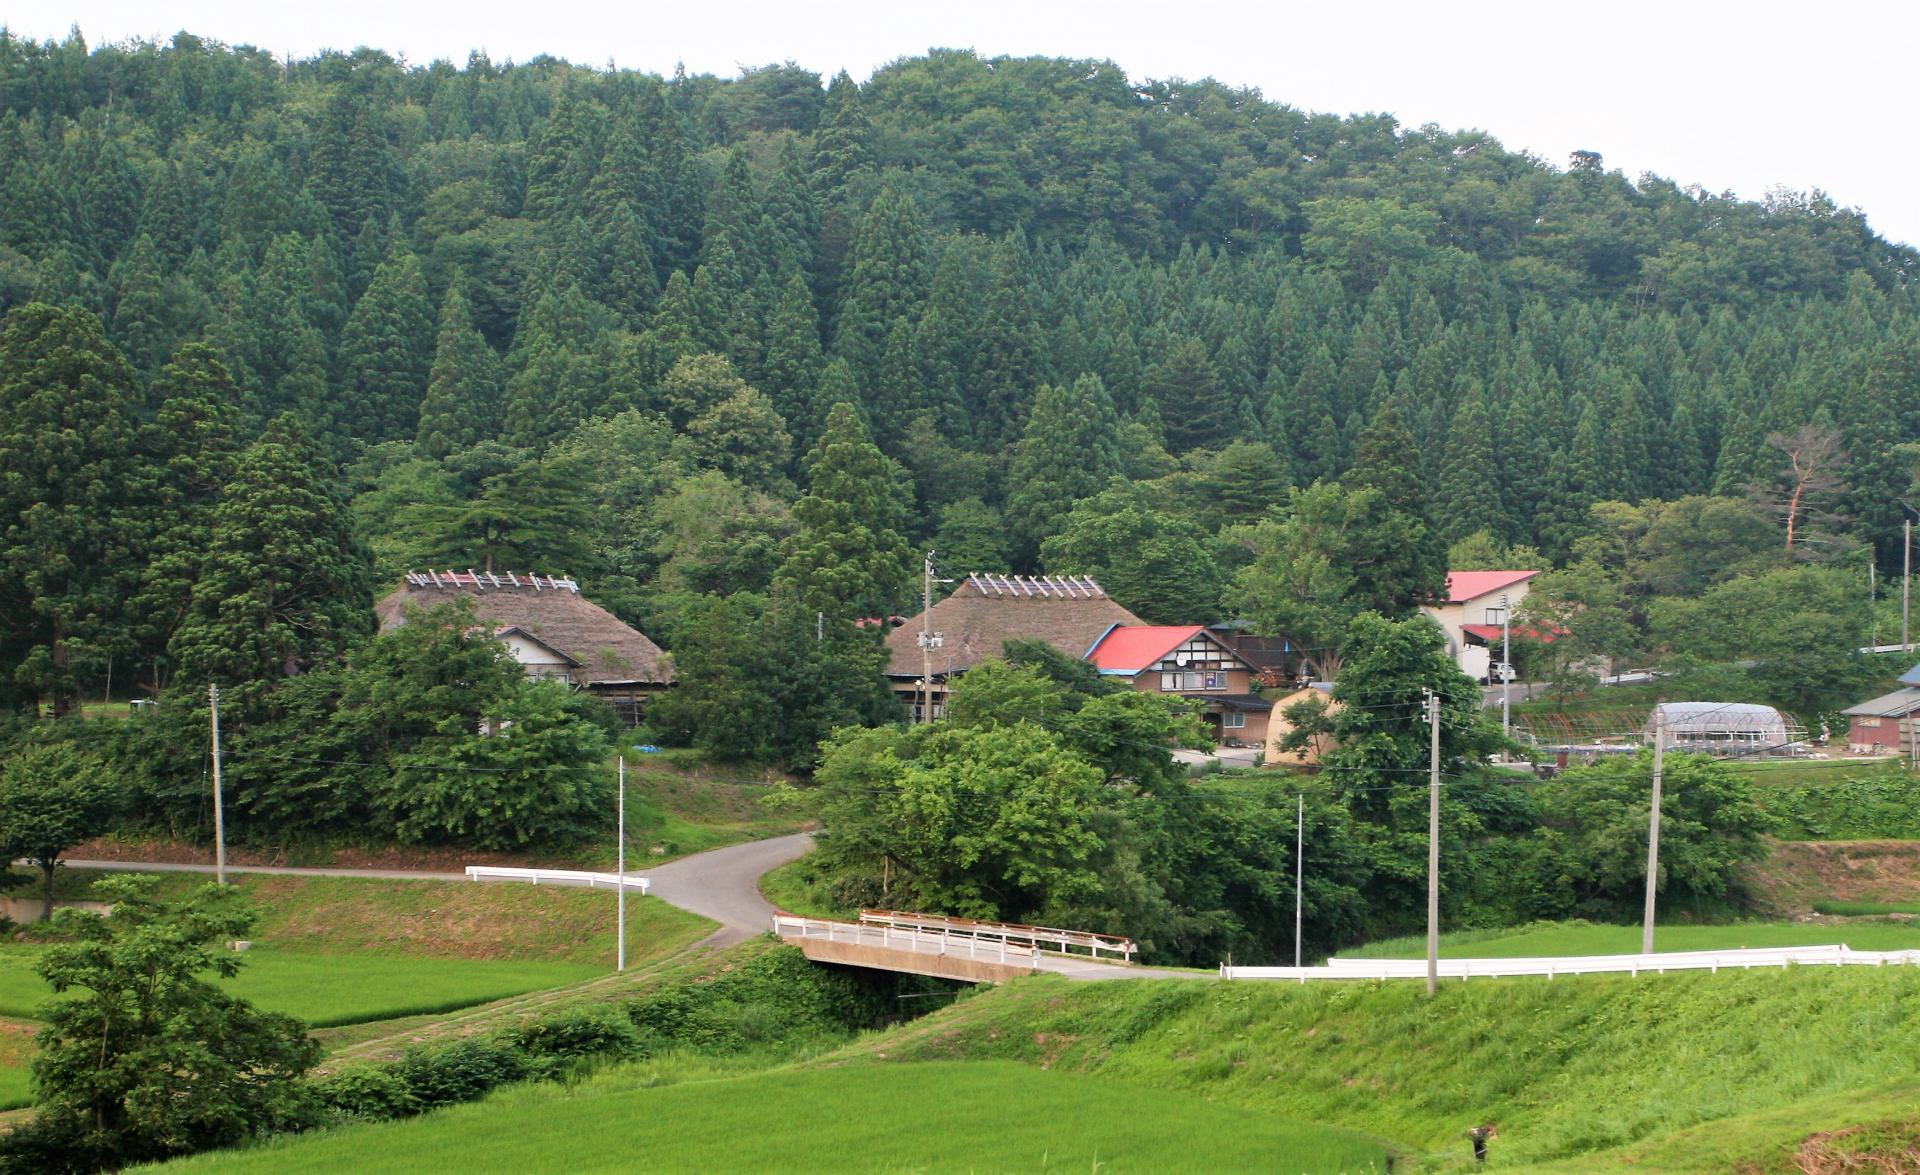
[1160, 672, 1180, 691]
[1858, 717, 1883, 728]
[1484, 607, 1509, 625]
[1222, 711, 1247, 729]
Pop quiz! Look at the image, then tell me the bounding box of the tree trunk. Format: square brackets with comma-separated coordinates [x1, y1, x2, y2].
[41, 860, 56, 924]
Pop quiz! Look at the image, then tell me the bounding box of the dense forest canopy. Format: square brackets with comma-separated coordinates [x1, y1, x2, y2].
[1, 26, 1917, 732]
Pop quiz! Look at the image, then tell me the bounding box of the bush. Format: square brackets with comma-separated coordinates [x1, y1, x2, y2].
[314, 1065, 422, 1122]
[394, 1039, 530, 1109]
[504, 1004, 642, 1062]
[1761, 774, 1920, 840]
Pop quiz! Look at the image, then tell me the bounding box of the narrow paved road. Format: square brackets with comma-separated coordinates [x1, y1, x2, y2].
[64, 833, 815, 949]
[646, 832, 813, 946]
[57, 859, 467, 882]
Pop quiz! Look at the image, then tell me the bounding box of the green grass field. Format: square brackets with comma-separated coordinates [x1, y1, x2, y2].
[0, 875, 717, 1029]
[1816, 900, 1920, 916]
[821, 968, 1920, 1170]
[0, 1019, 32, 1111]
[1341, 919, 1920, 959]
[0, 943, 600, 1028]
[1739, 756, 1910, 788]
[154, 1060, 1387, 1174]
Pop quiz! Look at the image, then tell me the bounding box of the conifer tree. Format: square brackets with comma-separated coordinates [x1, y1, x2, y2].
[760, 271, 824, 435]
[1005, 374, 1125, 561]
[1146, 336, 1228, 453]
[107, 234, 175, 375]
[170, 428, 373, 688]
[1434, 395, 1503, 547]
[774, 402, 914, 621]
[416, 279, 504, 458]
[1538, 401, 1608, 561]
[832, 186, 930, 392]
[339, 243, 433, 441]
[809, 69, 875, 310]
[0, 304, 151, 714]
[133, 343, 245, 684]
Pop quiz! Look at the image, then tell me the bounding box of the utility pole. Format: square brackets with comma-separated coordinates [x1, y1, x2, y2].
[209, 683, 227, 887]
[616, 756, 626, 972]
[1500, 592, 1512, 751]
[1425, 688, 1440, 997]
[915, 552, 947, 723]
[1294, 793, 1305, 971]
[1642, 708, 1666, 955]
[1889, 522, 1904, 656]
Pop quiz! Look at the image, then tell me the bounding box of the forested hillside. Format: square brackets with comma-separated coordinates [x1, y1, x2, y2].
[3, 28, 1917, 761]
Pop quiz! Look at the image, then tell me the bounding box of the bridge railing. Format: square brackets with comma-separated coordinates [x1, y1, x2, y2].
[465, 865, 650, 893]
[772, 913, 1054, 969]
[1222, 944, 1920, 981]
[857, 909, 1136, 963]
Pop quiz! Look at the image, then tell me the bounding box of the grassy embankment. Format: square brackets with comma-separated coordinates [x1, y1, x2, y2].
[158, 1060, 1387, 1174]
[146, 956, 1920, 1173]
[0, 871, 713, 1025]
[0, 870, 717, 1108]
[1340, 918, 1920, 959]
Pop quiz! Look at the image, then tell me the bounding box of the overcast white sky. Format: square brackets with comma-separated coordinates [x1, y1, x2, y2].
[15, 1, 1920, 247]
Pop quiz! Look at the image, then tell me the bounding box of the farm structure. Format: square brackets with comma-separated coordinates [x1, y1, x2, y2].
[1648, 702, 1804, 757]
[377, 571, 674, 723]
[1841, 687, 1920, 755]
[1512, 702, 1810, 766]
[882, 574, 1144, 721]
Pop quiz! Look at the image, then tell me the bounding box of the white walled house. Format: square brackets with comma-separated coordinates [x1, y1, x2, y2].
[493, 625, 582, 684]
[1419, 570, 1540, 682]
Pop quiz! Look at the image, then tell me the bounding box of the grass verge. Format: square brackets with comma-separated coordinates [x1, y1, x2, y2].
[0, 944, 601, 1028]
[1340, 919, 1920, 958]
[1814, 900, 1920, 916]
[823, 966, 1920, 1170]
[151, 1060, 1385, 1174]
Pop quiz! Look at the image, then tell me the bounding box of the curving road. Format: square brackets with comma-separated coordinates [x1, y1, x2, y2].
[644, 832, 813, 946]
[61, 834, 815, 946]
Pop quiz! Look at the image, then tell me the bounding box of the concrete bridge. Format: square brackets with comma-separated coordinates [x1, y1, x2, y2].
[771, 911, 1187, 982]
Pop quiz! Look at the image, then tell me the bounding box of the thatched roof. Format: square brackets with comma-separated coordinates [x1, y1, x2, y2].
[884, 574, 1144, 680]
[375, 574, 673, 686]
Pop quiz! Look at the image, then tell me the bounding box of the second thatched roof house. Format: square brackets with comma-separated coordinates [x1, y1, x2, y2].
[884, 574, 1145, 720]
[376, 570, 673, 723]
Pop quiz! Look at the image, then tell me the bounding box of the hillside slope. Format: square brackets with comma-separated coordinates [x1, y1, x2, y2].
[830, 968, 1920, 1170]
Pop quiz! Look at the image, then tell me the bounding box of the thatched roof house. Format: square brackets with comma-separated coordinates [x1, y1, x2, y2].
[376, 572, 673, 718]
[884, 574, 1144, 718]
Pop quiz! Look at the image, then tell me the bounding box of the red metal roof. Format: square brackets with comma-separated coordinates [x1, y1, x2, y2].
[1462, 622, 1562, 645]
[1444, 570, 1540, 604]
[1085, 625, 1206, 672]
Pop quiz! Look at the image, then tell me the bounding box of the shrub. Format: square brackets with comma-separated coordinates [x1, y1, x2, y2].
[395, 1039, 530, 1109]
[314, 1065, 422, 1122]
[505, 1004, 642, 1062]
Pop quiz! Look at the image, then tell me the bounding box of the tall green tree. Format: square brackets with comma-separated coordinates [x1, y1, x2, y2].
[1040, 482, 1223, 624]
[774, 402, 914, 621]
[0, 303, 150, 715]
[169, 431, 374, 688]
[339, 243, 434, 442]
[27, 876, 319, 1167]
[416, 278, 504, 458]
[1005, 374, 1124, 562]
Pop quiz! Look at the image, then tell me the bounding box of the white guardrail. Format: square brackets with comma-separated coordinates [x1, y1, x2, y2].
[856, 909, 1136, 962]
[465, 865, 650, 894]
[773, 913, 1061, 969]
[1221, 944, 1920, 981]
